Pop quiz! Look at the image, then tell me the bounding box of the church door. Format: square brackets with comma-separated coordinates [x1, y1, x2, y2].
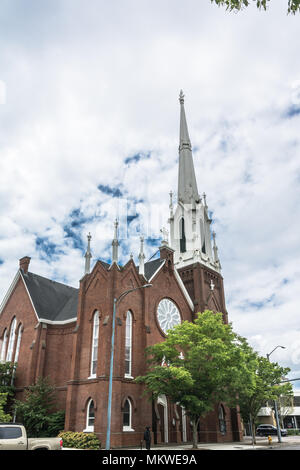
[158, 404, 165, 443]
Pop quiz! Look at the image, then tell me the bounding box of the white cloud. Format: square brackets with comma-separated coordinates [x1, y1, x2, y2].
[0, 0, 300, 389]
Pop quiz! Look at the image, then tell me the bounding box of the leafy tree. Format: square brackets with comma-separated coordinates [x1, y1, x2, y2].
[13, 377, 65, 437]
[0, 393, 12, 422]
[0, 361, 16, 396]
[136, 310, 256, 448]
[0, 362, 16, 417]
[211, 0, 300, 14]
[237, 355, 292, 444]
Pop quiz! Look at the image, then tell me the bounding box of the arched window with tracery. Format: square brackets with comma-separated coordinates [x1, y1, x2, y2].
[90, 311, 99, 378]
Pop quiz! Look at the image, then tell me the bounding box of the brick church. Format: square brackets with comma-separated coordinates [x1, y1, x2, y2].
[0, 92, 243, 447]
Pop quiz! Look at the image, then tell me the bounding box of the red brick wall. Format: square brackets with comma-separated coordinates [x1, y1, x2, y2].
[0, 259, 243, 447]
[0, 275, 38, 388]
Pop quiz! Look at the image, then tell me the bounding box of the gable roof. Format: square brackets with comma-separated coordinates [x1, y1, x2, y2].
[141, 258, 165, 281]
[21, 271, 78, 323]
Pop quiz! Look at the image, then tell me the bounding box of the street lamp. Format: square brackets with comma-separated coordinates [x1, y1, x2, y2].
[266, 345, 286, 443]
[266, 345, 285, 362]
[105, 283, 152, 450]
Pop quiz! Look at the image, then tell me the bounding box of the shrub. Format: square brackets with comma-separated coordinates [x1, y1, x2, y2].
[287, 429, 300, 436]
[47, 410, 65, 437]
[58, 431, 101, 450]
[0, 393, 12, 422]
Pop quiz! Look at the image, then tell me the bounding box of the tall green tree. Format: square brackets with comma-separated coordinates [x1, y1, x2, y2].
[237, 356, 292, 443]
[13, 377, 65, 437]
[211, 0, 300, 14]
[136, 310, 256, 448]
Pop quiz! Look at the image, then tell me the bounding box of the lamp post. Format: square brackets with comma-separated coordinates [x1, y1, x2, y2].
[105, 283, 152, 450]
[266, 345, 286, 443]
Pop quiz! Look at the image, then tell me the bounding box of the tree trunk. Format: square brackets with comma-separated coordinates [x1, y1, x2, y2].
[192, 418, 200, 449]
[249, 414, 256, 445]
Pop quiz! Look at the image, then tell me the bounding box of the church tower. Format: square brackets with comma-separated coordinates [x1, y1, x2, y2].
[169, 91, 227, 321]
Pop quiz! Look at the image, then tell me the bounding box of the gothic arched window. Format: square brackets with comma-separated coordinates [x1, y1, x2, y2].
[86, 399, 95, 432]
[200, 219, 206, 254]
[90, 311, 99, 377]
[125, 311, 132, 377]
[123, 398, 133, 431]
[218, 405, 226, 435]
[14, 324, 23, 364]
[0, 329, 8, 361]
[6, 317, 17, 362]
[179, 218, 186, 253]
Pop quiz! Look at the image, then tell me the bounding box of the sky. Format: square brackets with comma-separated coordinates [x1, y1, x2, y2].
[0, 0, 300, 389]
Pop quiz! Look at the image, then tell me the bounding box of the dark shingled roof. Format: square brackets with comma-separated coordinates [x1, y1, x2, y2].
[143, 258, 165, 281]
[21, 271, 78, 322]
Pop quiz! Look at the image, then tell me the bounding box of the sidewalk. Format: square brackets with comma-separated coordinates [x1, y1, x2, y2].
[120, 435, 300, 451]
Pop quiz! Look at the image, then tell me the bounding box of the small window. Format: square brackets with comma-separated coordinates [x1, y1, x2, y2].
[0, 427, 22, 439]
[85, 399, 95, 432]
[123, 398, 133, 431]
[123, 400, 130, 427]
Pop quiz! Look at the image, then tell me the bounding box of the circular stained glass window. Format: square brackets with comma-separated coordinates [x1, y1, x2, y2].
[156, 298, 181, 335]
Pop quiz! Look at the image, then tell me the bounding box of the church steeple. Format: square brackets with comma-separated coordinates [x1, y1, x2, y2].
[169, 91, 221, 273]
[178, 90, 200, 205]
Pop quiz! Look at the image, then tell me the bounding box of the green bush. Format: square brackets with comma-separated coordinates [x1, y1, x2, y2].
[47, 410, 65, 437]
[287, 429, 300, 436]
[58, 431, 101, 450]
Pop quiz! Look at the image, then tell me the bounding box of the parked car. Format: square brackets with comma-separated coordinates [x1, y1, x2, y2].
[0, 423, 63, 450]
[256, 424, 288, 437]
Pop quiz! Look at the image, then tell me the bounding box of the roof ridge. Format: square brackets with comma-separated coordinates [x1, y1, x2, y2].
[26, 271, 78, 291]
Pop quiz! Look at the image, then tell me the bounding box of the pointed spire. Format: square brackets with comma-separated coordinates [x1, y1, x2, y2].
[138, 235, 145, 276]
[84, 233, 92, 274]
[178, 90, 200, 205]
[179, 90, 192, 151]
[111, 219, 119, 264]
[212, 231, 221, 268]
[169, 190, 174, 219]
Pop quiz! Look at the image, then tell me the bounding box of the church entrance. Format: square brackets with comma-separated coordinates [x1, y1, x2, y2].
[157, 394, 168, 443]
[158, 404, 165, 442]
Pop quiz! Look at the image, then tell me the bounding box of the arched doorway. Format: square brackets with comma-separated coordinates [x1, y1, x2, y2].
[157, 395, 168, 443]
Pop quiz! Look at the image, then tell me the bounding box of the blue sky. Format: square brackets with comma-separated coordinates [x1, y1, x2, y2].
[0, 0, 300, 388]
